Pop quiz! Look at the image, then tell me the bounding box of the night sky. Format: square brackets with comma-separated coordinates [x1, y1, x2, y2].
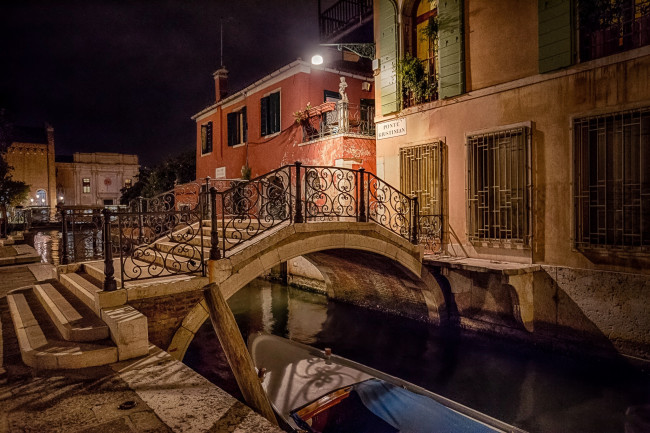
[0, 1, 321, 166]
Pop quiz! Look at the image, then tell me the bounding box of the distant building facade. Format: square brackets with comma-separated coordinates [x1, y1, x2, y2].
[6, 125, 57, 215]
[56, 153, 139, 206]
[192, 59, 376, 181]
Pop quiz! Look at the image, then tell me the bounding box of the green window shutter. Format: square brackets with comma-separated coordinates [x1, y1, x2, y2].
[438, 0, 464, 99]
[270, 92, 280, 134]
[241, 107, 247, 143]
[227, 112, 236, 146]
[538, 0, 573, 73]
[379, 0, 398, 115]
[260, 96, 269, 136]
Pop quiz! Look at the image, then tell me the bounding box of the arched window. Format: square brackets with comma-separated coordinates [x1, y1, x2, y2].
[402, 0, 439, 107]
[36, 189, 47, 206]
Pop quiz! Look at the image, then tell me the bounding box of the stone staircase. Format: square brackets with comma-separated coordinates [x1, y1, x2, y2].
[7, 262, 149, 370]
[145, 219, 262, 269]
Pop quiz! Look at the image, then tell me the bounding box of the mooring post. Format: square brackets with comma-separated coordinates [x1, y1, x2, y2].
[209, 187, 221, 260]
[358, 167, 366, 222]
[203, 283, 278, 425]
[294, 161, 303, 223]
[102, 208, 117, 291]
[59, 205, 68, 264]
[411, 196, 419, 245]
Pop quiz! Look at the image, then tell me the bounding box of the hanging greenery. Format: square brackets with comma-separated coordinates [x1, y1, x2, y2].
[421, 14, 439, 40]
[397, 54, 437, 106]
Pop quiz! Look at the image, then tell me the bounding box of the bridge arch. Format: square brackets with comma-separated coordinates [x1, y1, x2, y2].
[167, 221, 447, 360]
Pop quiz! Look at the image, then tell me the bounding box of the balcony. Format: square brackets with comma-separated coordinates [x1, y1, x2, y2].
[319, 0, 373, 42]
[401, 57, 438, 109]
[297, 101, 375, 142]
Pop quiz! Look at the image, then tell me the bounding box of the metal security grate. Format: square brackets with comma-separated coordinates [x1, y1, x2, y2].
[467, 127, 530, 245]
[574, 107, 650, 252]
[400, 142, 443, 216]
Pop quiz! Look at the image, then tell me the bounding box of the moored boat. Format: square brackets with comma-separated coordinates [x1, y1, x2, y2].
[248, 333, 527, 433]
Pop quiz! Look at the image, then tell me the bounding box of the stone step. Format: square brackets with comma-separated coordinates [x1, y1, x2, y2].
[200, 226, 256, 240]
[186, 234, 241, 249]
[203, 219, 262, 229]
[58, 272, 103, 315]
[155, 241, 211, 261]
[7, 288, 118, 369]
[33, 281, 109, 342]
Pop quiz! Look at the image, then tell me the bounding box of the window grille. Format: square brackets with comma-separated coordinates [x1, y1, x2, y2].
[467, 127, 530, 245]
[400, 142, 443, 216]
[574, 107, 650, 252]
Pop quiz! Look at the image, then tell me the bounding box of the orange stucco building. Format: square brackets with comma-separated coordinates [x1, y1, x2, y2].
[192, 60, 376, 181]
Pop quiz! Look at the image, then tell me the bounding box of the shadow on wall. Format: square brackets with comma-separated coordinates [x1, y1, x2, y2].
[426, 264, 649, 361]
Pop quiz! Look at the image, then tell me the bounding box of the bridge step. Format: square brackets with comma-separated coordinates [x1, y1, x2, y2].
[7, 288, 118, 369]
[200, 226, 256, 240]
[33, 281, 109, 341]
[203, 219, 262, 230]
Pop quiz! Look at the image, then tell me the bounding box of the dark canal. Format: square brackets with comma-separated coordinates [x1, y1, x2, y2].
[28, 230, 650, 433]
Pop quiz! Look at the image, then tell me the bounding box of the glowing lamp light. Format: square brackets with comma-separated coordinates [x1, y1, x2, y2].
[311, 54, 324, 65]
[59, 196, 64, 200]
[30, 198, 34, 203]
[41, 199, 45, 204]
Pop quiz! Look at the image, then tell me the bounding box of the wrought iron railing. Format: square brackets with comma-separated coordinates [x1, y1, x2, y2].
[59, 206, 104, 264]
[111, 208, 205, 285]
[319, 0, 373, 41]
[301, 101, 375, 142]
[79, 163, 442, 291]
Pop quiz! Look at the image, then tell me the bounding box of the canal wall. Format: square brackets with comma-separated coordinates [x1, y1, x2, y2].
[427, 262, 650, 362]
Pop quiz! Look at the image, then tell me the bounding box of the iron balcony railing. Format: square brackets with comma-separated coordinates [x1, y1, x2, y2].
[319, 0, 373, 41]
[300, 101, 375, 142]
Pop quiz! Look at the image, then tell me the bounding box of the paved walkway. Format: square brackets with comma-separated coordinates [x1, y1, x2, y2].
[0, 264, 282, 433]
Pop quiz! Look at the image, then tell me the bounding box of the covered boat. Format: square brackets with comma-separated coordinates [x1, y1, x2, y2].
[248, 333, 527, 433]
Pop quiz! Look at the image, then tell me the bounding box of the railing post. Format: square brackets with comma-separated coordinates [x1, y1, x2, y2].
[358, 168, 367, 222]
[204, 176, 211, 220]
[102, 208, 117, 291]
[411, 196, 419, 245]
[137, 196, 144, 244]
[294, 161, 304, 223]
[209, 187, 221, 260]
[59, 205, 68, 264]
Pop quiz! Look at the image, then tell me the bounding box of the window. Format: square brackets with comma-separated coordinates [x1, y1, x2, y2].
[201, 121, 213, 154]
[227, 107, 247, 146]
[261, 91, 280, 136]
[467, 126, 530, 245]
[574, 107, 650, 252]
[579, 0, 650, 62]
[82, 178, 91, 194]
[124, 178, 132, 188]
[103, 199, 113, 206]
[400, 142, 443, 217]
[36, 189, 47, 205]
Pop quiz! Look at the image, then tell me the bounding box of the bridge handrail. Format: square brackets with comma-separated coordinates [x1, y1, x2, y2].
[78, 162, 441, 291]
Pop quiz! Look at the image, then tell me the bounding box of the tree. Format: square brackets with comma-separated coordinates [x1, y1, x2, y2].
[120, 150, 195, 205]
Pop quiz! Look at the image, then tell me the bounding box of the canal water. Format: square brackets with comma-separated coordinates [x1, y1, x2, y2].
[27, 230, 650, 433]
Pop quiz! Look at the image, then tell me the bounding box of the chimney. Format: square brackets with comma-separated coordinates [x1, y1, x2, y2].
[213, 67, 228, 102]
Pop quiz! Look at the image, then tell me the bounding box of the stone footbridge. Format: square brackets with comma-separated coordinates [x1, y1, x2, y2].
[8, 164, 538, 371]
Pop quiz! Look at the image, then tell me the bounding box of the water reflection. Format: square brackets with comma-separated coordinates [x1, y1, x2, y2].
[185, 279, 650, 433]
[26, 229, 103, 265]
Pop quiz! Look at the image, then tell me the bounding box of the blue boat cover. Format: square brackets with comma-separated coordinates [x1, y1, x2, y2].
[354, 379, 499, 433]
